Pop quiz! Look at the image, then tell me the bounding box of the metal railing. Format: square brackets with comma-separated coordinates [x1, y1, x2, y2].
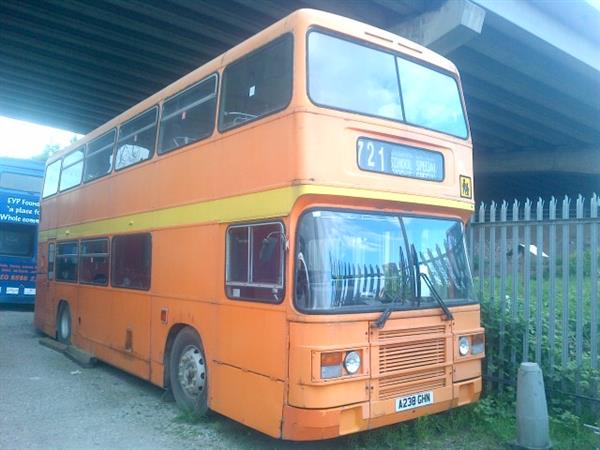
[468, 194, 599, 413]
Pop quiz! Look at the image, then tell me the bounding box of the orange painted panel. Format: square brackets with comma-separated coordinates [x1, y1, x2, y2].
[148, 298, 218, 369]
[77, 178, 115, 223]
[288, 321, 369, 408]
[77, 285, 112, 344]
[210, 362, 285, 438]
[107, 290, 151, 363]
[216, 303, 288, 380]
[152, 225, 219, 300]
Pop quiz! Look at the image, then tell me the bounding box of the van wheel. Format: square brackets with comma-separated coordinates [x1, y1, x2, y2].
[169, 327, 208, 416]
[57, 303, 71, 344]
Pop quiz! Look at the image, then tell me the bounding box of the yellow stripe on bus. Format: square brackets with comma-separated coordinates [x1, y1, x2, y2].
[39, 184, 474, 241]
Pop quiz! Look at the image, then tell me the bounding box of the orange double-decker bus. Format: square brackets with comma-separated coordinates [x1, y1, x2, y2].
[34, 9, 484, 440]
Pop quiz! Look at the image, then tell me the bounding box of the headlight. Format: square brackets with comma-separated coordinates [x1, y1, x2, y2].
[458, 336, 470, 356]
[344, 351, 361, 374]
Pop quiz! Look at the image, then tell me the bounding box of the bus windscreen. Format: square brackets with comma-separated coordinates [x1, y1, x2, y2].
[295, 209, 475, 313]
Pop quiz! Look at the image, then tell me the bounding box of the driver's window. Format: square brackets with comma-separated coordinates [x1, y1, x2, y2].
[225, 222, 285, 303]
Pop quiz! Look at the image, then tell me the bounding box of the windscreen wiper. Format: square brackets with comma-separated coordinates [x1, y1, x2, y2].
[419, 272, 454, 321]
[412, 244, 453, 321]
[372, 297, 403, 329]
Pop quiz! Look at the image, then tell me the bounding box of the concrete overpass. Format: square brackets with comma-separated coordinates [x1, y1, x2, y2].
[1, 0, 598, 202]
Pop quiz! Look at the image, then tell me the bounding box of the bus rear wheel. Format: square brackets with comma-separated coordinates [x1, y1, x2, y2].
[169, 327, 208, 416]
[57, 302, 71, 344]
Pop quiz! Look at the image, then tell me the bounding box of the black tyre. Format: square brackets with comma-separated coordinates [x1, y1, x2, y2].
[169, 327, 208, 416]
[57, 302, 71, 344]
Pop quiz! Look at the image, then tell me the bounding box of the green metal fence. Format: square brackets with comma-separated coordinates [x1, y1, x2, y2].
[468, 194, 599, 414]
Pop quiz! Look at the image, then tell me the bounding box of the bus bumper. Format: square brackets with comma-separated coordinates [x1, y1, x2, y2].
[281, 377, 481, 441]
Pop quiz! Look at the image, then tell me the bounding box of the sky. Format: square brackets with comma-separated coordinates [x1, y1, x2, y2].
[0, 116, 81, 160]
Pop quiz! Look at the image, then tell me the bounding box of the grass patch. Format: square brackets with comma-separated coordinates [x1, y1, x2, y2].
[345, 395, 598, 450]
[173, 410, 208, 425]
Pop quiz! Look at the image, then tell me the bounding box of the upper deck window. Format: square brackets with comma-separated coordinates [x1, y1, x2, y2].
[115, 107, 158, 171]
[219, 34, 293, 131]
[85, 129, 116, 182]
[308, 31, 468, 139]
[59, 147, 84, 192]
[159, 75, 217, 154]
[42, 160, 61, 198]
[0, 172, 42, 193]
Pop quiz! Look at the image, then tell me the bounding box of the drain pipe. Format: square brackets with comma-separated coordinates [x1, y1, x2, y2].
[515, 362, 552, 449]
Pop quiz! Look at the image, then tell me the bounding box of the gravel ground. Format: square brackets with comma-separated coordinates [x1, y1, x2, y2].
[0, 310, 345, 450]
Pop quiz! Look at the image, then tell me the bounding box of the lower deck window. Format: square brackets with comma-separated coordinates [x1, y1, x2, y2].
[56, 241, 79, 282]
[226, 222, 284, 302]
[111, 234, 151, 290]
[79, 238, 109, 285]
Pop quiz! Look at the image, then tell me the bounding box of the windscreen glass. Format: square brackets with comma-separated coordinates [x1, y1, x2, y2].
[295, 210, 474, 313]
[308, 32, 468, 139]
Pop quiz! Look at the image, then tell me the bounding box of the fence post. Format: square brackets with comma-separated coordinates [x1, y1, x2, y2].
[511, 199, 520, 371]
[478, 203, 486, 302]
[535, 198, 544, 365]
[499, 201, 508, 391]
[488, 201, 497, 390]
[523, 199, 532, 363]
[591, 194, 598, 406]
[591, 194, 598, 373]
[548, 197, 557, 379]
[561, 196, 571, 393]
[575, 195, 585, 414]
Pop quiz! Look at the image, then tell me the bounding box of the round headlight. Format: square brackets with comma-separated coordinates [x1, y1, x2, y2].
[344, 351, 361, 374]
[458, 336, 471, 356]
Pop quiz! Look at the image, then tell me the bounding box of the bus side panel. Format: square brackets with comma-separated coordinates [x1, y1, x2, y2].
[216, 305, 288, 379]
[34, 242, 53, 334]
[210, 304, 287, 438]
[107, 290, 151, 360]
[154, 115, 298, 212]
[149, 225, 220, 384]
[210, 362, 285, 438]
[53, 283, 79, 335]
[78, 286, 112, 345]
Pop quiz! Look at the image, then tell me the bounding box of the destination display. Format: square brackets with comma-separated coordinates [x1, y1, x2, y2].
[357, 137, 444, 181]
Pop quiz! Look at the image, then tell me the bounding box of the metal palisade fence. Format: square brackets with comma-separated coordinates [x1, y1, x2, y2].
[468, 194, 599, 415]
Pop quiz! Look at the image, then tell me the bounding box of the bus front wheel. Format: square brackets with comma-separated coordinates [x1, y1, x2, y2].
[169, 327, 208, 416]
[57, 302, 71, 344]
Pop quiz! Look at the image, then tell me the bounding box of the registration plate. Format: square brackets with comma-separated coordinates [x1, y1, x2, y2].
[395, 391, 434, 412]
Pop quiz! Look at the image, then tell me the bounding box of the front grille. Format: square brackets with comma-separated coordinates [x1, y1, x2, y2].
[378, 368, 446, 400]
[379, 337, 446, 374]
[378, 325, 446, 341]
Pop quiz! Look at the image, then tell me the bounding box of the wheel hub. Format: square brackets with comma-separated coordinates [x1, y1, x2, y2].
[177, 345, 206, 399]
[60, 312, 69, 338]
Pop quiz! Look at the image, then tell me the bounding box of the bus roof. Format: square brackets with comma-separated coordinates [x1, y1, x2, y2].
[47, 8, 460, 164]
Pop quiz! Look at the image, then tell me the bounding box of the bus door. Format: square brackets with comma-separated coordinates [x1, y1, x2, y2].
[36, 240, 56, 328]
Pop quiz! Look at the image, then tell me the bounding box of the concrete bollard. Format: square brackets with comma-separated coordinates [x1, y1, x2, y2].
[516, 362, 552, 449]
